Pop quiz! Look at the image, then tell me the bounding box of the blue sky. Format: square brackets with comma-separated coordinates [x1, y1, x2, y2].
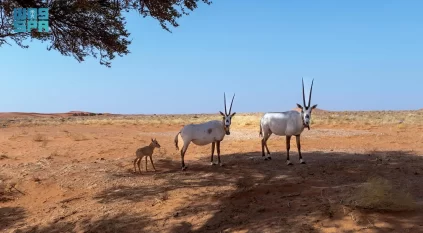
[1, 0, 422, 114]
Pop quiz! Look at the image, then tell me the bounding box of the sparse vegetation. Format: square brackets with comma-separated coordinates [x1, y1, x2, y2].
[32, 177, 41, 183]
[50, 150, 60, 157]
[40, 140, 48, 148]
[2, 110, 422, 128]
[32, 133, 47, 142]
[0, 110, 423, 232]
[70, 132, 90, 141]
[349, 177, 416, 211]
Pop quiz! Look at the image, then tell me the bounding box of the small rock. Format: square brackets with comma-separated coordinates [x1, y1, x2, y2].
[173, 212, 179, 218]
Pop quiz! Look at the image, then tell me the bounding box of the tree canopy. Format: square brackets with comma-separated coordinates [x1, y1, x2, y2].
[0, 0, 211, 67]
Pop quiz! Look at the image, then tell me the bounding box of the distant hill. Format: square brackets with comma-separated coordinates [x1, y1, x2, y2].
[0, 111, 117, 119]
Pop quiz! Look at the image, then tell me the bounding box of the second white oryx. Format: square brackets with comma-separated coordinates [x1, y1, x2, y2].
[174, 93, 236, 171]
[259, 78, 317, 165]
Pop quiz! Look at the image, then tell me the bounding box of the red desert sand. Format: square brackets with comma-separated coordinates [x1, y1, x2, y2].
[1, 109, 423, 232]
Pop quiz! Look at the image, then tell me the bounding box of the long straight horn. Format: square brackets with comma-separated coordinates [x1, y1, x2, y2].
[229, 94, 235, 114]
[224, 92, 227, 115]
[308, 79, 314, 108]
[302, 77, 306, 108]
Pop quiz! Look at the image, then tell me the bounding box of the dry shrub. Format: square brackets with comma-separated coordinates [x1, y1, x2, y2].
[235, 177, 255, 190]
[20, 130, 29, 135]
[50, 150, 60, 157]
[33, 133, 47, 142]
[40, 140, 48, 147]
[32, 177, 41, 183]
[158, 192, 169, 202]
[350, 177, 416, 211]
[70, 132, 89, 141]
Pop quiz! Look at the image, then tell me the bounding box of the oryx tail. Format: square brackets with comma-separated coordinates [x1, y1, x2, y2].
[174, 131, 181, 151]
[259, 123, 263, 137]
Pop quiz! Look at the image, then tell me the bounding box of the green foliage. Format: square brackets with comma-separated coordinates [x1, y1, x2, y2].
[0, 0, 211, 67]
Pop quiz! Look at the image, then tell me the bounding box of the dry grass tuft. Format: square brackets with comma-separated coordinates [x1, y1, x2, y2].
[158, 192, 169, 202]
[32, 177, 41, 183]
[50, 150, 60, 157]
[2, 110, 423, 127]
[32, 133, 47, 142]
[69, 132, 89, 141]
[349, 177, 416, 211]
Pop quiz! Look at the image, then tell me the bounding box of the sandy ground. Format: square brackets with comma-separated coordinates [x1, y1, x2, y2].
[1, 111, 423, 233]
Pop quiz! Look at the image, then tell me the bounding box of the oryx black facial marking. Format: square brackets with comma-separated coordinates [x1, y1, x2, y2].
[174, 93, 236, 171]
[259, 78, 318, 165]
[219, 93, 236, 136]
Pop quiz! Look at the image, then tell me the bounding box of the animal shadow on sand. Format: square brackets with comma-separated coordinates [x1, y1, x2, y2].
[0, 207, 26, 231]
[13, 213, 152, 233]
[171, 150, 423, 233]
[90, 150, 423, 232]
[17, 150, 421, 233]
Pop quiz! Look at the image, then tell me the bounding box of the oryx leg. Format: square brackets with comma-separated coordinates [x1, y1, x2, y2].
[133, 158, 138, 173]
[210, 142, 216, 165]
[216, 141, 223, 166]
[137, 157, 142, 173]
[145, 156, 148, 171]
[149, 155, 157, 171]
[181, 141, 190, 171]
[261, 132, 272, 160]
[296, 135, 305, 164]
[286, 136, 293, 165]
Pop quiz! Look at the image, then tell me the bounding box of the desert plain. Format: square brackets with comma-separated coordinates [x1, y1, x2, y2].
[1, 109, 423, 233]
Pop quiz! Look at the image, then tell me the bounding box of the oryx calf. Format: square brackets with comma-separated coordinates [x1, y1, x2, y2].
[133, 138, 161, 173]
[174, 93, 236, 171]
[259, 78, 317, 165]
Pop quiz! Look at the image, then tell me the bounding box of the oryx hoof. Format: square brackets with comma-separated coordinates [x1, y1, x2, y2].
[181, 166, 188, 171]
[210, 162, 217, 166]
[300, 159, 306, 164]
[286, 160, 293, 166]
[219, 163, 224, 167]
[267, 156, 272, 160]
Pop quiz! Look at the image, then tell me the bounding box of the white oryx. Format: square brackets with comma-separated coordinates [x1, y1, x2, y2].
[174, 93, 236, 171]
[259, 78, 317, 165]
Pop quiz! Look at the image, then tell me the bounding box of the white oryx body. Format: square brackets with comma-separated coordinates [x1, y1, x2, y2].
[179, 120, 226, 146]
[260, 78, 317, 165]
[174, 93, 236, 170]
[260, 111, 305, 137]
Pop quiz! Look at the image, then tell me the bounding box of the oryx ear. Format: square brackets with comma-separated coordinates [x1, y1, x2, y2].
[151, 138, 154, 142]
[296, 103, 303, 109]
[311, 104, 318, 110]
[231, 112, 236, 117]
[219, 111, 225, 116]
